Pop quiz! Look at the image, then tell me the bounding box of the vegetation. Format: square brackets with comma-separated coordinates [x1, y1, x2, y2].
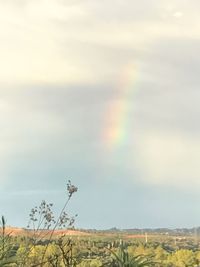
[1, 182, 200, 266]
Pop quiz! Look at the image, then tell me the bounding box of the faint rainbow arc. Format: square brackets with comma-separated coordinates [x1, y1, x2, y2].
[103, 64, 138, 149]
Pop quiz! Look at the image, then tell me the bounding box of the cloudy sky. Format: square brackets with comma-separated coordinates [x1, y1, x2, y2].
[0, 0, 200, 229]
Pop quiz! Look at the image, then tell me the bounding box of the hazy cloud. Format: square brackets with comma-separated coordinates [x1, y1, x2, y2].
[1, 0, 200, 228]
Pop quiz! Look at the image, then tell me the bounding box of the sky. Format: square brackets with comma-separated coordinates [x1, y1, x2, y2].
[0, 0, 200, 229]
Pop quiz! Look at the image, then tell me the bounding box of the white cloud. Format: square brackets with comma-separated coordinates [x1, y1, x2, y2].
[135, 131, 200, 188]
[0, 0, 200, 86]
[173, 11, 183, 18]
[0, 0, 200, 190]
[0, 0, 91, 85]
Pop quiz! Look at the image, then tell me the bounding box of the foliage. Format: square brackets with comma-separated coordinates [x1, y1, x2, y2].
[0, 216, 18, 266]
[167, 249, 196, 267]
[2, 181, 200, 267]
[1, 180, 78, 267]
[105, 244, 154, 267]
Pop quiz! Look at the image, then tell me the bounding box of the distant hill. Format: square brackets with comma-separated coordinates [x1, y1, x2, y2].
[79, 227, 200, 236]
[2, 226, 200, 238]
[2, 227, 91, 237]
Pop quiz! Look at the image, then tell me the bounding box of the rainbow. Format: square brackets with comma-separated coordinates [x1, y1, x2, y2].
[103, 63, 138, 149]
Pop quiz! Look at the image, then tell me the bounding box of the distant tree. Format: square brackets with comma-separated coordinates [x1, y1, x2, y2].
[168, 249, 196, 267]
